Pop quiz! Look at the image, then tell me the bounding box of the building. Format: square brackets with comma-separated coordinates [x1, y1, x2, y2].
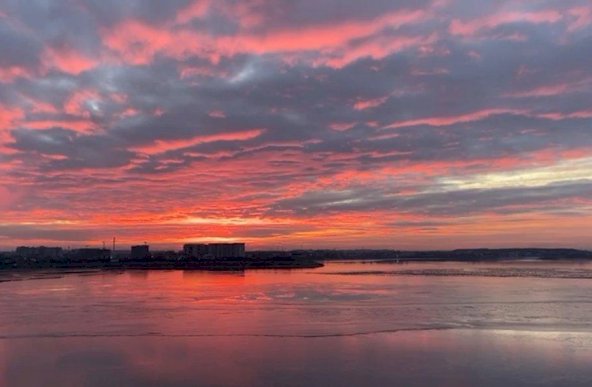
[15, 246, 63, 260]
[183, 243, 246, 259]
[152, 250, 179, 261]
[67, 248, 110, 261]
[184, 243, 209, 258]
[208, 243, 245, 259]
[131, 245, 150, 260]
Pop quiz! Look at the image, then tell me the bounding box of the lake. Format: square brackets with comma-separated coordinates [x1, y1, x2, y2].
[1, 260, 592, 386]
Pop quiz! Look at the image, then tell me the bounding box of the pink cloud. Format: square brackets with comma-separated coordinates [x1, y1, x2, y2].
[567, 6, 592, 32]
[329, 122, 356, 132]
[224, 9, 427, 55]
[386, 108, 526, 128]
[354, 96, 389, 111]
[506, 78, 592, 98]
[322, 33, 438, 68]
[21, 119, 95, 132]
[179, 64, 225, 79]
[0, 66, 32, 82]
[64, 89, 101, 117]
[102, 9, 429, 67]
[102, 20, 189, 65]
[537, 110, 592, 120]
[2, 1, 592, 250]
[0, 105, 23, 133]
[0, 105, 24, 151]
[120, 108, 139, 118]
[216, 0, 266, 29]
[208, 110, 226, 118]
[0, 185, 21, 210]
[450, 10, 563, 37]
[131, 128, 265, 155]
[43, 47, 98, 75]
[176, 0, 211, 24]
[25, 100, 59, 115]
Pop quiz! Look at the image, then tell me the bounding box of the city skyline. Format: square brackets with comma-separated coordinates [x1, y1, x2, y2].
[1, 0, 591, 250]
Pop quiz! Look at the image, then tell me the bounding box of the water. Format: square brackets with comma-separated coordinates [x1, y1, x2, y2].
[1, 261, 592, 386]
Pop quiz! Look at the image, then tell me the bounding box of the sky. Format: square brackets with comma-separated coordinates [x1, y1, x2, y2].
[0, 0, 591, 251]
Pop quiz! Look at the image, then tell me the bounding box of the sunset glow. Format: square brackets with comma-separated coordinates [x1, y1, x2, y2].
[0, 0, 591, 250]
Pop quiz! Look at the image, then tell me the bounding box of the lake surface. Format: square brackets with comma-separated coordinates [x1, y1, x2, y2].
[1, 260, 592, 386]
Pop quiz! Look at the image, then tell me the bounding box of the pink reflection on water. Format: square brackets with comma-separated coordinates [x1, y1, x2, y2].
[1, 262, 592, 385]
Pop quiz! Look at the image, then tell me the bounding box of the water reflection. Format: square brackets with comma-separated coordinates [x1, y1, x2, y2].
[2, 331, 591, 386]
[0, 261, 591, 386]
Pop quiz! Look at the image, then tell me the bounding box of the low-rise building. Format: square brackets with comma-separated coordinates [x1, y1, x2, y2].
[183, 243, 246, 259]
[15, 246, 63, 260]
[184, 243, 209, 258]
[131, 245, 150, 260]
[152, 250, 179, 261]
[67, 248, 110, 261]
[209, 243, 245, 259]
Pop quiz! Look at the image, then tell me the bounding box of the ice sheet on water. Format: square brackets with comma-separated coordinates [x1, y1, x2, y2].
[324, 267, 592, 279]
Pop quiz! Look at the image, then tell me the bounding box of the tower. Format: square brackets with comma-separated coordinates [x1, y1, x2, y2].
[111, 237, 116, 261]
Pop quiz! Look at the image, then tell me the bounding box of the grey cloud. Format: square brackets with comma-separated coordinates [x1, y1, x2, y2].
[0, 21, 41, 70]
[80, 0, 191, 26]
[9, 127, 135, 169]
[0, 224, 98, 241]
[270, 181, 592, 217]
[241, 0, 432, 31]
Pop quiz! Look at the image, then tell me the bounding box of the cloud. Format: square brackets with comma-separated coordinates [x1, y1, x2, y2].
[0, 0, 591, 249]
[269, 181, 592, 217]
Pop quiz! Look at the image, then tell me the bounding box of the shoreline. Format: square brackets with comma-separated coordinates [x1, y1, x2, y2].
[0, 258, 324, 273]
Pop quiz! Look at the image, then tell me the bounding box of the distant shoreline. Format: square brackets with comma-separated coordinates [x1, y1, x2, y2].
[0, 258, 324, 272]
[2, 248, 592, 273]
[287, 248, 592, 262]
